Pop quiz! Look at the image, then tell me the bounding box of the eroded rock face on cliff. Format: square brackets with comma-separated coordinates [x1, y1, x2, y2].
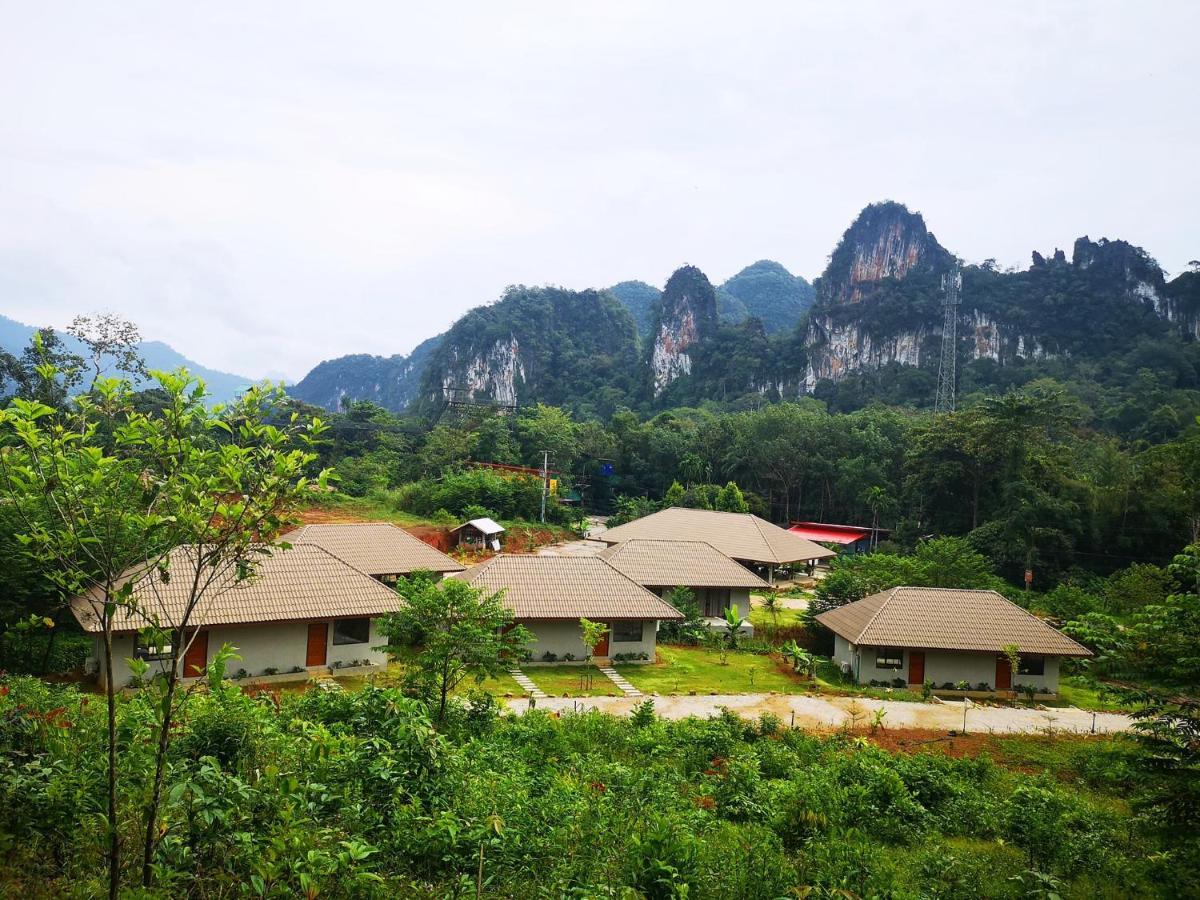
[651, 265, 718, 396]
[440, 336, 525, 405]
[818, 201, 950, 306]
[804, 318, 928, 391]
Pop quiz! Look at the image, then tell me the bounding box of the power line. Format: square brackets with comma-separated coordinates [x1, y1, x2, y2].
[934, 262, 962, 415]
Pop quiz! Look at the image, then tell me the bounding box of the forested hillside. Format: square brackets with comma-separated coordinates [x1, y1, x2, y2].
[287, 201, 1200, 430]
[288, 334, 443, 412]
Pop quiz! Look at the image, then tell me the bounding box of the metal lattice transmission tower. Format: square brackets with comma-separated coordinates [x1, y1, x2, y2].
[934, 263, 962, 414]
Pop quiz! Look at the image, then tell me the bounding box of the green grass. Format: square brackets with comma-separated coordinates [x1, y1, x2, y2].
[1050, 676, 1139, 712]
[615, 645, 817, 695]
[747, 601, 807, 632]
[519, 665, 623, 697]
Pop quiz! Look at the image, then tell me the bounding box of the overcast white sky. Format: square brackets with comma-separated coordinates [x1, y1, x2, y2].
[1, 2, 1196, 380]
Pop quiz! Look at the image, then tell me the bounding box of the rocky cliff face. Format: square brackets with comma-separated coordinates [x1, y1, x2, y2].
[803, 204, 1196, 393]
[651, 265, 718, 396]
[415, 285, 643, 415]
[818, 201, 950, 306]
[439, 335, 525, 406]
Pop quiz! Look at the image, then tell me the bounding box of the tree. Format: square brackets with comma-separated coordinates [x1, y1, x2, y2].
[715, 481, 750, 513]
[66, 313, 147, 389]
[0, 375, 156, 899]
[381, 573, 531, 725]
[578, 617, 608, 690]
[0, 360, 327, 892]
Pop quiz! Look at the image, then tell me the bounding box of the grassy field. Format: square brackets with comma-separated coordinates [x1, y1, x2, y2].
[615, 644, 817, 695]
[520, 665, 623, 697]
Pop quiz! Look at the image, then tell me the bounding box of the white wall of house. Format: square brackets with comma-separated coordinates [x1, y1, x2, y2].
[91, 617, 389, 688]
[522, 618, 658, 662]
[834, 638, 1062, 692]
[648, 586, 751, 619]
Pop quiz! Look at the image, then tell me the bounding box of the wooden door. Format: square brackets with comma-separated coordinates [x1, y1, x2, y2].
[995, 656, 1012, 691]
[907, 650, 925, 685]
[594, 625, 609, 658]
[183, 629, 208, 677]
[306, 622, 328, 667]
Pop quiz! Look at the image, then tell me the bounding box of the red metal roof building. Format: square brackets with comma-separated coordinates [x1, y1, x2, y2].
[788, 522, 882, 551]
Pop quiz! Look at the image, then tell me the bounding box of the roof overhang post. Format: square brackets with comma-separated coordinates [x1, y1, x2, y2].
[768, 566, 775, 586]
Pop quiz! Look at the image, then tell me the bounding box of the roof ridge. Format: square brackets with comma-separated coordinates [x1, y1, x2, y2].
[747, 514, 781, 564]
[855, 586, 900, 643]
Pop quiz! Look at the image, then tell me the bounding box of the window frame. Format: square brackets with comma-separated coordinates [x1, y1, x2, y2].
[134, 630, 176, 662]
[611, 620, 644, 643]
[875, 647, 904, 670]
[1017, 655, 1045, 676]
[332, 618, 371, 646]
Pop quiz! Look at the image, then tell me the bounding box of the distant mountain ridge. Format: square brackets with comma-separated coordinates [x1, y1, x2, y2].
[285, 201, 1199, 419]
[288, 334, 443, 413]
[0, 313, 256, 405]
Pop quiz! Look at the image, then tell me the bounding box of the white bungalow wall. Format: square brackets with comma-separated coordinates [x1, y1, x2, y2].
[91, 617, 390, 688]
[832, 635, 1062, 692]
[522, 619, 659, 662]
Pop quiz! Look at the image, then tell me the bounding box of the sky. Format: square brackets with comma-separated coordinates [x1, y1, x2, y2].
[1, 2, 1197, 381]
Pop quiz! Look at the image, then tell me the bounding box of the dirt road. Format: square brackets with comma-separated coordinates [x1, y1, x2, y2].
[505, 692, 1132, 735]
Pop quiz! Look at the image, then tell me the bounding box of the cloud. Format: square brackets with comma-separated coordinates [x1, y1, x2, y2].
[1, 2, 1197, 379]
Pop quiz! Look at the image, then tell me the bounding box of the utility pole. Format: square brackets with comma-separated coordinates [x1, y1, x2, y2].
[934, 262, 962, 415]
[539, 450, 549, 523]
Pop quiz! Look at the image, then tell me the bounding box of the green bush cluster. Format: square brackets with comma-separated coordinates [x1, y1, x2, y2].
[1, 674, 1195, 897]
[0, 629, 91, 675]
[384, 468, 572, 525]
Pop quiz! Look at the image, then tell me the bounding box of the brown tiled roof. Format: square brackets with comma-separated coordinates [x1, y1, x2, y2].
[281, 522, 463, 576]
[816, 587, 1092, 657]
[598, 539, 768, 589]
[453, 555, 683, 620]
[599, 507, 835, 565]
[69, 544, 404, 634]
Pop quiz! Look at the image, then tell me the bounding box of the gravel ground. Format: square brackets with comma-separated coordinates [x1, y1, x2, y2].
[505, 692, 1133, 735]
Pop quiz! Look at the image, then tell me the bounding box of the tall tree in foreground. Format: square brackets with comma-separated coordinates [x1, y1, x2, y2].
[127, 372, 326, 888]
[0, 368, 165, 900]
[381, 573, 531, 725]
[0, 362, 328, 893]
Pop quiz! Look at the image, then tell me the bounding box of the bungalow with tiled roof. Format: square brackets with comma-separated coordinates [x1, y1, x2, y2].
[71, 544, 405, 689]
[454, 555, 683, 663]
[281, 522, 464, 581]
[816, 586, 1092, 696]
[598, 538, 768, 632]
[599, 507, 835, 583]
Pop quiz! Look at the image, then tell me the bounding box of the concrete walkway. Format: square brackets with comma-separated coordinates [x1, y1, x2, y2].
[598, 666, 643, 697]
[504, 692, 1133, 735]
[507, 668, 548, 700]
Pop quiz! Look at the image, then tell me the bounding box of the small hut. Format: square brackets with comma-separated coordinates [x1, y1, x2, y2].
[452, 517, 505, 551]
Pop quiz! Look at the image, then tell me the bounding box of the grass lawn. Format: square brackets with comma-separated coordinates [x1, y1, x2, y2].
[1050, 676, 1139, 712]
[520, 665, 623, 697]
[616, 645, 818, 695]
[747, 602, 806, 633]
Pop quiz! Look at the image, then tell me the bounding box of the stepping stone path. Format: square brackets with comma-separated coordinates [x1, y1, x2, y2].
[598, 666, 643, 697]
[508, 668, 548, 700]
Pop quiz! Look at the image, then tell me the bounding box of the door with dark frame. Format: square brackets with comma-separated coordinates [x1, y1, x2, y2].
[907, 650, 925, 685]
[594, 625, 609, 658]
[995, 655, 1012, 691]
[306, 622, 328, 667]
[183, 629, 208, 677]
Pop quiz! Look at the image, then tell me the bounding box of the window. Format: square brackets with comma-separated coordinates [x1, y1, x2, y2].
[332, 618, 370, 645]
[875, 647, 904, 670]
[612, 621, 643, 643]
[134, 631, 175, 662]
[1018, 656, 1045, 676]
